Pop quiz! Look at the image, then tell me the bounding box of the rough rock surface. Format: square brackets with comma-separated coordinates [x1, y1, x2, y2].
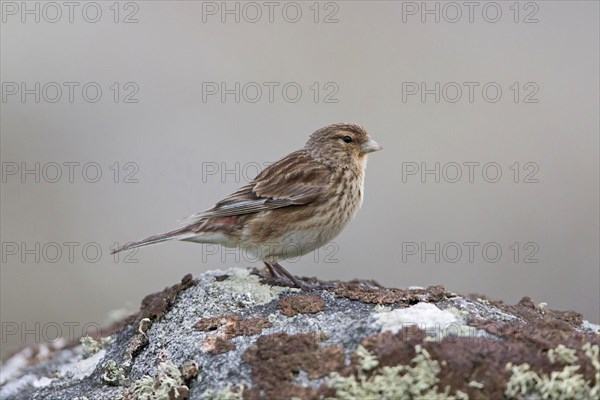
[1, 268, 598, 399]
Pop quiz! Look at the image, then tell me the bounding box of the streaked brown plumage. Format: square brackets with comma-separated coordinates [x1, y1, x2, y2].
[112, 123, 382, 287]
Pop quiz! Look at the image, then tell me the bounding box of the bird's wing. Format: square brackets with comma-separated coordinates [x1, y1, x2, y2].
[181, 150, 332, 223]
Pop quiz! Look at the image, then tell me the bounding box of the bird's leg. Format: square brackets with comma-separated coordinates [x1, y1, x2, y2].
[270, 262, 306, 289]
[263, 262, 278, 278]
[251, 262, 279, 282]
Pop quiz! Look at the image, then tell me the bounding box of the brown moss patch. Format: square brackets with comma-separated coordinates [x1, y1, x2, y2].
[494, 296, 582, 328]
[181, 360, 199, 382]
[126, 332, 149, 360]
[136, 273, 196, 324]
[467, 296, 590, 351]
[170, 387, 189, 400]
[196, 315, 272, 338]
[196, 315, 272, 355]
[279, 294, 325, 317]
[195, 316, 222, 332]
[242, 333, 345, 399]
[331, 281, 449, 305]
[356, 321, 600, 399]
[201, 336, 236, 355]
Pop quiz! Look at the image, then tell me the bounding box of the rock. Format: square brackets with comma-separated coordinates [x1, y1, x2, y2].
[1, 268, 598, 399]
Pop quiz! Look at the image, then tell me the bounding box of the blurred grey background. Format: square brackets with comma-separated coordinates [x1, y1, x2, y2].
[1, 1, 598, 358]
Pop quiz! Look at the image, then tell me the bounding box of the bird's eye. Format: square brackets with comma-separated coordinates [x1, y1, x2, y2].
[342, 136, 353, 143]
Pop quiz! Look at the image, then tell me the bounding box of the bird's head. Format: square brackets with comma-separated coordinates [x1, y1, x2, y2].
[305, 123, 383, 167]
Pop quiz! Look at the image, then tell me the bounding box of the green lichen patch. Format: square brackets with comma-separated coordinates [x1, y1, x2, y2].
[326, 345, 468, 399]
[278, 294, 326, 317]
[548, 344, 579, 364]
[210, 268, 293, 306]
[119, 360, 191, 400]
[358, 324, 600, 399]
[201, 383, 244, 400]
[505, 343, 599, 399]
[80, 336, 112, 358]
[102, 359, 126, 386]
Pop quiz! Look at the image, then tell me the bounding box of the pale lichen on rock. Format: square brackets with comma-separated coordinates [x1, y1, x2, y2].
[1, 267, 598, 399]
[326, 344, 469, 400]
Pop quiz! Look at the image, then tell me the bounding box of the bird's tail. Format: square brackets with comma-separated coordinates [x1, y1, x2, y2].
[111, 226, 197, 254]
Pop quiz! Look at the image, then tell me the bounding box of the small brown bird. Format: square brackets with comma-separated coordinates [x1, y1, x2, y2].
[112, 123, 382, 287]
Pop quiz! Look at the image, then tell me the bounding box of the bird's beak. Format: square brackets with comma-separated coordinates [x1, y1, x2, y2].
[361, 139, 383, 154]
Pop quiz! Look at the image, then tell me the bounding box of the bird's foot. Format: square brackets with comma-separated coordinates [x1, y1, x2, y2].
[259, 275, 308, 290]
[251, 266, 276, 280]
[251, 266, 334, 291]
[267, 262, 310, 290]
[255, 265, 312, 290]
[250, 266, 303, 289]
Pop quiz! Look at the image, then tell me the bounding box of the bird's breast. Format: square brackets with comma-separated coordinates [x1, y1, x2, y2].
[239, 167, 366, 261]
[327, 168, 364, 227]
